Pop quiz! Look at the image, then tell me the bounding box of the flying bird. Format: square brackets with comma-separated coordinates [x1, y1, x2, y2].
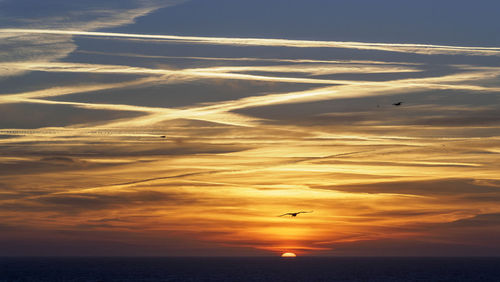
[392, 102, 403, 106]
[279, 211, 313, 217]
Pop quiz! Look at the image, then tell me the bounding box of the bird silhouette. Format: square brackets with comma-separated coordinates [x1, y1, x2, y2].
[392, 102, 403, 106]
[279, 211, 313, 217]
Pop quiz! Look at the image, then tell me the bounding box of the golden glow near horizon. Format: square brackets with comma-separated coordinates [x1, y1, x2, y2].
[1, 25, 500, 256]
[281, 252, 297, 258]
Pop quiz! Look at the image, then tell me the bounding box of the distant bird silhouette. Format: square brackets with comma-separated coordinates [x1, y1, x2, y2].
[392, 102, 403, 106]
[279, 211, 313, 217]
[160, 135, 166, 138]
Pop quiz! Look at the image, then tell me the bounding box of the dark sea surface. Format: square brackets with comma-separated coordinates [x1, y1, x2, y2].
[1, 257, 499, 282]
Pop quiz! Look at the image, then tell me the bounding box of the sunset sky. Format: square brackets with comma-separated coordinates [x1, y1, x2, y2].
[1, 0, 500, 256]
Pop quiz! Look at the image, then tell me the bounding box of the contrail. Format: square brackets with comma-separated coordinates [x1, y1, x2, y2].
[2, 28, 500, 56]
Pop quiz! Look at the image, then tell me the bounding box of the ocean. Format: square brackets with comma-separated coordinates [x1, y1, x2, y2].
[1, 257, 499, 281]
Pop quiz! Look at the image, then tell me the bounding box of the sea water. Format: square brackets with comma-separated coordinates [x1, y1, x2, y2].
[1, 257, 499, 281]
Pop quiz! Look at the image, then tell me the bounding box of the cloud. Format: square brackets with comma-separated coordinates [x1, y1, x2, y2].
[0, 0, 187, 78]
[2, 1, 500, 256]
[313, 179, 500, 207]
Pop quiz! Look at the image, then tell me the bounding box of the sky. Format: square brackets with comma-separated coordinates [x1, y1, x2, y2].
[1, 0, 500, 256]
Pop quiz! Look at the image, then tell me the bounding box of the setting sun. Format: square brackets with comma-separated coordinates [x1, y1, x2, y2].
[281, 252, 297, 258]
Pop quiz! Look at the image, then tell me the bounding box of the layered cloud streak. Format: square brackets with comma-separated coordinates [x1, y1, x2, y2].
[1, 8, 500, 256]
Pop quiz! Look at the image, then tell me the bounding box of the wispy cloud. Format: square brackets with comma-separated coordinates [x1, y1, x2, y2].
[0, 1, 186, 77]
[2, 8, 500, 256]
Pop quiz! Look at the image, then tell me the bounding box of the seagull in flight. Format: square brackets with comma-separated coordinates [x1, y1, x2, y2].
[279, 211, 313, 217]
[392, 102, 403, 106]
